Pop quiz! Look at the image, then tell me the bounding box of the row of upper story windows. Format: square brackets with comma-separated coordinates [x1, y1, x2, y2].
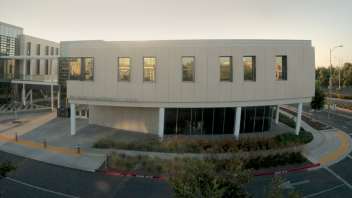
[27, 42, 59, 56]
[67, 56, 288, 82]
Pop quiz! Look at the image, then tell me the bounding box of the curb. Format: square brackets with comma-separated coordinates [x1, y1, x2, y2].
[95, 163, 320, 179]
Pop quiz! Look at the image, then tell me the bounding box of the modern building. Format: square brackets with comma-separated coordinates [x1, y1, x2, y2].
[61, 39, 315, 138]
[0, 22, 60, 108]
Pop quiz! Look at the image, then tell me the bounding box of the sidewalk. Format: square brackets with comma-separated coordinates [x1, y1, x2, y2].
[280, 109, 352, 169]
[0, 110, 350, 172]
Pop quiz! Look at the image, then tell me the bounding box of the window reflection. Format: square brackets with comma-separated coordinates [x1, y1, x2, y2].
[244, 56, 255, 81]
[85, 58, 93, 80]
[220, 57, 231, 81]
[144, 57, 155, 82]
[182, 57, 194, 81]
[119, 58, 130, 81]
[276, 56, 287, 80]
[70, 58, 81, 80]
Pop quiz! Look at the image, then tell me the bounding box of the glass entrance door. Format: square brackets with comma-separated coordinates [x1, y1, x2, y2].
[75, 104, 89, 118]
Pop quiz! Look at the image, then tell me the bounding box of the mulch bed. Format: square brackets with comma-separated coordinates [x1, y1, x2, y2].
[97, 159, 313, 178]
[280, 107, 333, 130]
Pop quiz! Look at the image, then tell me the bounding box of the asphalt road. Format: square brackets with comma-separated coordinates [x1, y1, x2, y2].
[1, 103, 352, 197]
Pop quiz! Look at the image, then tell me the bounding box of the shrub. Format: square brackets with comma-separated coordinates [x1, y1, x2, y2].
[279, 113, 305, 131]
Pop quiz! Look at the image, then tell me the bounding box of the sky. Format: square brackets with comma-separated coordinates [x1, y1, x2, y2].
[0, 0, 351, 67]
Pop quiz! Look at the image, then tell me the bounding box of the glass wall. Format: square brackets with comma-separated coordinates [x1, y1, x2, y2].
[164, 106, 272, 135]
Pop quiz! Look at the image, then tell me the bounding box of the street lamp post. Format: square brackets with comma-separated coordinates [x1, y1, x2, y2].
[327, 45, 343, 128]
[334, 56, 341, 90]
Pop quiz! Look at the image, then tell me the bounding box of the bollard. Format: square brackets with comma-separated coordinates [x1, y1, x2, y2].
[77, 145, 80, 154]
[44, 139, 46, 148]
[15, 133, 17, 141]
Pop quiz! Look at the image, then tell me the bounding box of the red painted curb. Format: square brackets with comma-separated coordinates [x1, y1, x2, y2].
[95, 163, 320, 179]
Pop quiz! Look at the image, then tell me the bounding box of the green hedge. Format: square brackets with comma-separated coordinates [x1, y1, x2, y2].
[278, 112, 305, 131]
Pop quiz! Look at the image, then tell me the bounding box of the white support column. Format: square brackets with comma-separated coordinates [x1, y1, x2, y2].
[71, 103, 76, 135]
[275, 105, 280, 124]
[22, 84, 26, 105]
[158, 107, 165, 141]
[295, 103, 303, 135]
[234, 107, 241, 138]
[23, 59, 26, 80]
[57, 90, 60, 108]
[30, 89, 32, 104]
[51, 59, 53, 111]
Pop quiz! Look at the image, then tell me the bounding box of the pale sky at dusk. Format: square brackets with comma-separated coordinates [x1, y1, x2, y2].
[0, 0, 351, 67]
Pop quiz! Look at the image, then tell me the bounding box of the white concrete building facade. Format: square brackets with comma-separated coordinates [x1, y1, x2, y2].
[62, 39, 315, 138]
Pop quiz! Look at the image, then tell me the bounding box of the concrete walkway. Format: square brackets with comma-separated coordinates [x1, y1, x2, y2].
[0, 110, 350, 172]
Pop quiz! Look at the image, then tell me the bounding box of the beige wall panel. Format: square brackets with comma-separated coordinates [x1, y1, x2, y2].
[89, 105, 97, 125]
[207, 47, 220, 102]
[67, 48, 82, 57]
[130, 48, 143, 83]
[93, 105, 106, 126]
[219, 83, 232, 101]
[82, 48, 94, 57]
[155, 47, 169, 102]
[130, 108, 141, 132]
[67, 81, 83, 97]
[82, 81, 94, 97]
[113, 107, 123, 129]
[194, 47, 208, 102]
[243, 82, 255, 101]
[243, 46, 255, 56]
[105, 48, 118, 98]
[121, 107, 132, 131]
[182, 84, 195, 102]
[220, 46, 232, 56]
[168, 47, 182, 102]
[143, 47, 156, 57]
[143, 83, 156, 102]
[117, 82, 131, 99]
[130, 83, 143, 101]
[93, 48, 106, 97]
[303, 47, 315, 97]
[265, 47, 276, 100]
[254, 46, 266, 100]
[105, 106, 114, 128]
[117, 47, 131, 57]
[275, 82, 286, 99]
[285, 47, 296, 98]
[232, 47, 244, 101]
[294, 47, 304, 98]
[149, 108, 159, 135]
[275, 46, 286, 56]
[182, 47, 195, 56]
[140, 108, 151, 133]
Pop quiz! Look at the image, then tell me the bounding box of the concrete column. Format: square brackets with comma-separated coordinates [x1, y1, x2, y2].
[295, 103, 303, 135]
[51, 85, 53, 111]
[30, 89, 32, 104]
[234, 107, 241, 138]
[71, 103, 76, 135]
[57, 90, 60, 108]
[23, 59, 26, 80]
[22, 84, 26, 105]
[158, 107, 165, 141]
[275, 105, 280, 124]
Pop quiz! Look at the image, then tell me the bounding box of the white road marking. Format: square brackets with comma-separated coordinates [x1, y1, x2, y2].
[349, 133, 352, 136]
[324, 167, 352, 190]
[322, 110, 352, 119]
[302, 184, 345, 198]
[343, 126, 348, 129]
[7, 177, 80, 198]
[348, 155, 352, 160]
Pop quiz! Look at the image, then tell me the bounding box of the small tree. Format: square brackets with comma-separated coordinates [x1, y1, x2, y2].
[0, 160, 17, 196]
[264, 175, 300, 198]
[166, 158, 253, 198]
[310, 80, 326, 111]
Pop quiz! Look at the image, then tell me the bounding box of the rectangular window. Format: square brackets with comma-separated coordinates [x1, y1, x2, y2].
[118, 58, 130, 81]
[84, 58, 93, 80]
[56, 48, 59, 55]
[45, 46, 49, 55]
[37, 44, 40, 55]
[243, 56, 256, 81]
[69, 58, 81, 80]
[143, 57, 155, 82]
[36, 60, 40, 74]
[26, 60, 30, 75]
[45, 60, 49, 75]
[27, 42, 31, 55]
[182, 57, 194, 82]
[51, 47, 54, 55]
[220, 57, 232, 81]
[276, 56, 287, 80]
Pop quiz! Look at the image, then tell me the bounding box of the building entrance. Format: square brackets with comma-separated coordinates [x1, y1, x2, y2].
[75, 104, 89, 118]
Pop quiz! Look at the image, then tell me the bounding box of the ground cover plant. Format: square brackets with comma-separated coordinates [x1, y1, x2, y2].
[278, 112, 305, 132]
